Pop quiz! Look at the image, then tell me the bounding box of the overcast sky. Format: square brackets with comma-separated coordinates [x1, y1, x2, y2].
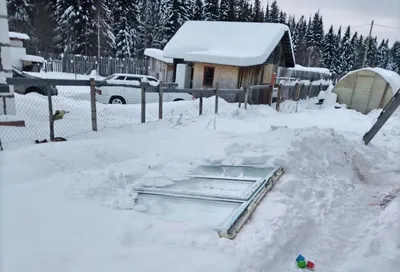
[260, 0, 400, 45]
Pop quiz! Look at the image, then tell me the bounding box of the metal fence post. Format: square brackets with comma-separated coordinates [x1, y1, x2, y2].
[276, 84, 282, 112]
[158, 82, 163, 120]
[141, 81, 146, 123]
[215, 82, 219, 114]
[47, 88, 55, 141]
[199, 90, 203, 115]
[244, 86, 250, 109]
[90, 78, 98, 131]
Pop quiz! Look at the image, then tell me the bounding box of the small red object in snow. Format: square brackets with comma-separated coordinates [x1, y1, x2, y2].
[306, 261, 315, 270]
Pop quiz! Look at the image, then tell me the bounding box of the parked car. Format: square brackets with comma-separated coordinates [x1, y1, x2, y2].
[96, 73, 194, 104]
[12, 66, 58, 96]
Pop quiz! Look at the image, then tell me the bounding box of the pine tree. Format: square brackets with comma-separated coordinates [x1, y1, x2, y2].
[219, 0, 230, 21]
[252, 0, 262, 22]
[339, 26, 354, 76]
[97, 0, 115, 56]
[269, 0, 279, 23]
[179, 0, 192, 22]
[322, 25, 336, 71]
[350, 32, 359, 70]
[204, 0, 219, 21]
[227, 0, 236, 21]
[137, 0, 164, 53]
[331, 26, 342, 74]
[388, 41, 400, 73]
[160, 0, 174, 47]
[264, 2, 270, 22]
[192, 0, 204, 20]
[112, 0, 140, 57]
[279, 11, 286, 24]
[7, 0, 33, 33]
[294, 15, 307, 65]
[376, 39, 390, 69]
[365, 36, 378, 67]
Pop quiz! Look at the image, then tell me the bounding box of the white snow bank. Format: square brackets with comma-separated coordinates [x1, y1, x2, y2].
[163, 21, 294, 67]
[343, 67, 400, 95]
[290, 64, 331, 75]
[1, 106, 399, 272]
[20, 55, 45, 63]
[8, 31, 30, 40]
[144, 48, 173, 64]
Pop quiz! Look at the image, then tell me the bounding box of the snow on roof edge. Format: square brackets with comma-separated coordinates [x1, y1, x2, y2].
[341, 67, 400, 95]
[20, 55, 45, 63]
[144, 48, 173, 63]
[9, 31, 30, 40]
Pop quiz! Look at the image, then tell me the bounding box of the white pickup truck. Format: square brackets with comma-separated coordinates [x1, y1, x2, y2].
[95, 73, 195, 104]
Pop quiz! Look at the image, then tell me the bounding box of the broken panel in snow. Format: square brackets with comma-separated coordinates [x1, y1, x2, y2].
[133, 165, 284, 239]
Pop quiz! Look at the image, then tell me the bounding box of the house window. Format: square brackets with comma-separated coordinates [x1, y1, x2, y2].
[203, 66, 215, 87]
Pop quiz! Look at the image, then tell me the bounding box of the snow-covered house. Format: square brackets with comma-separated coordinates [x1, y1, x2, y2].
[163, 21, 295, 89]
[9, 31, 44, 72]
[333, 67, 400, 114]
[144, 48, 174, 82]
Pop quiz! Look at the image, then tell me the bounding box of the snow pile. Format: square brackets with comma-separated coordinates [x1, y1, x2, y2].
[163, 21, 294, 67]
[8, 31, 30, 40]
[290, 64, 332, 75]
[20, 55, 45, 63]
[1, 88, 400, 272]
[144, 48, 173, 64]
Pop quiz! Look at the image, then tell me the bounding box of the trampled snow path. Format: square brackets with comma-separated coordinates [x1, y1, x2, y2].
[1, 98, 400, 272]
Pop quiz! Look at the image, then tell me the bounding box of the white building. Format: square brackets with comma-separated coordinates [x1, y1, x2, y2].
[0, 0, 16, 116]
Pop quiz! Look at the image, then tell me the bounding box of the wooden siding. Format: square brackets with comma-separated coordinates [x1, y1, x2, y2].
[192, 63, 239, 89]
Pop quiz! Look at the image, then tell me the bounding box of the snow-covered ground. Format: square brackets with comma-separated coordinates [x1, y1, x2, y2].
[1, 87, 400, 271]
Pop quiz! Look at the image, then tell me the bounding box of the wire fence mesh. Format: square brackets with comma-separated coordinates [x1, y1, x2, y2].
[0, 78, 331, 148]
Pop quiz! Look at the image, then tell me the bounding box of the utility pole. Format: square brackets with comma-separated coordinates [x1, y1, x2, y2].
[361, 20, 374, 68]
[97, 6, 101, 74]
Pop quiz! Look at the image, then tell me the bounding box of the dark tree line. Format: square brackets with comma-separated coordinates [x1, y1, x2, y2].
[7, 0, 400, 76]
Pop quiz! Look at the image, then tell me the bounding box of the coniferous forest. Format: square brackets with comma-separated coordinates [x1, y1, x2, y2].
[7, 0, 400, 76]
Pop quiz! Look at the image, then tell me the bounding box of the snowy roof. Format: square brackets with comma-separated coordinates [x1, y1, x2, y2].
[20, 55, 44, 63]
[290, 64, 331, 75]
[144, 48, 173, 64]
[9, 31, 30, 40]
[345, 67, 400, 95]
[163, 21, 295, 67]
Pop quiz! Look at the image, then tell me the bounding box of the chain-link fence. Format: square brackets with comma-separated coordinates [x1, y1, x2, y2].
[0, 77, 329, 148]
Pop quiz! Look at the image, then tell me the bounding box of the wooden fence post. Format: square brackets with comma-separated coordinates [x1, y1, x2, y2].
[244, 86, 251, 109]
[158, 82, 163, 120]
[276, 84, 282, 112]
[199, 91, 203, 115]
[90, 78, 98, 132]
[47, 85, 55, 140]
[215, 82, 219, 114]
[141, 81, 146, 123]
[295, 83, 301, 101]
[308, 82, 312, 98]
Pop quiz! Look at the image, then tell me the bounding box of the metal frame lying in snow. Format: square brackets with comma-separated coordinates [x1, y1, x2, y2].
[134, 165, 284, 239]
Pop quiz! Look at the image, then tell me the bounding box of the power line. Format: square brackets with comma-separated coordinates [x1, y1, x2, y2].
[374, 23, 400, 30]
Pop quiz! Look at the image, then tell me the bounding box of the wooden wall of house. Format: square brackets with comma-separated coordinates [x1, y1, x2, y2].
[192, 62, 239, 89]
[147, 58, 174, 82]
[266, 41, 286, 67]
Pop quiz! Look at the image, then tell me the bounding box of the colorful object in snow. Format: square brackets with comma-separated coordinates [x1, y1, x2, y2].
[296, 254, 305, 262]
[306, 261, 315, 270]
[295, 254, 315, 270]
[297, 260, 307, 268]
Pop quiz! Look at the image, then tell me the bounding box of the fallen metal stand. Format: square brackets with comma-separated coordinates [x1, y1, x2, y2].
[363, 88, 400, 145]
